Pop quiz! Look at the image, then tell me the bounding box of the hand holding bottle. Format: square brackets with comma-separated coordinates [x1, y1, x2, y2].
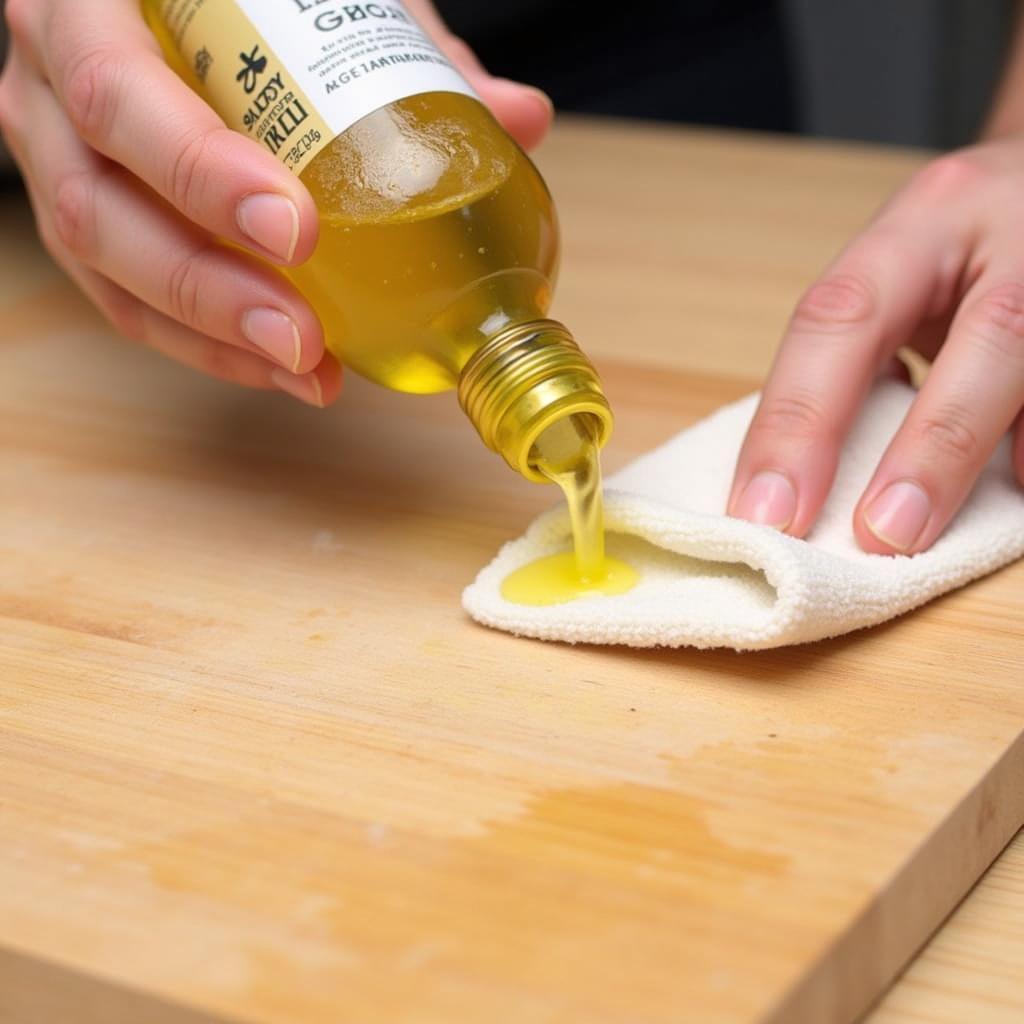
[0, 0, 553, 405]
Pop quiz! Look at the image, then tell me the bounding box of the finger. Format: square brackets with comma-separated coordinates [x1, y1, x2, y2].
[140, 302, 342, 405]
[0, 42, 34, 166]
[17, 151, 326, 399]
[11, 59, 340, 407]
[74, 261, 282, 390]
[405, 0, 553, 150]
[18, 163, 295, 394]
[48, 228, 342, 405]
[728, 217, 959, 538]
[69, 164, 327, 374]
[1015, 414, 1024, 486]
[439, 34, 554, 151]
[269, 351, 343, 409]
[14, 0, 318, 265]
[20, 67, 326, 374]
[85, 262, 344, 405]
[855, 276, 1024, 554]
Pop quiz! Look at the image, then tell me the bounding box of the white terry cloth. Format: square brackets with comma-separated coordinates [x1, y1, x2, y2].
[462, 380, 1024, 650]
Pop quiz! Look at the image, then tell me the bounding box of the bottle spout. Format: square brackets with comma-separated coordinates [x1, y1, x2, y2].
[457, 319, 612, 482]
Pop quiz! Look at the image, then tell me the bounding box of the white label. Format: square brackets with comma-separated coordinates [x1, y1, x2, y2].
[236, 1, 478, 138]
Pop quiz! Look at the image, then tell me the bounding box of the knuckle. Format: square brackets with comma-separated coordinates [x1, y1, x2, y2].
[754, 392, 829, 442]
[907, 151, 985, 203]
[968, 282, 1024, 361]
[166, 128, 221, 215]
[792, 274, 876, 332]
[164, 249, 205, 326]
[53, 171, 96, 259]
[913, 408, 981, 464]
[63, 47, 125, 141]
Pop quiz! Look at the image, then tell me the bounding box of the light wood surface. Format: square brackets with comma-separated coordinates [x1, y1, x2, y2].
[1, 119, 1022, 1024]
[868, 829, 1024, 1023]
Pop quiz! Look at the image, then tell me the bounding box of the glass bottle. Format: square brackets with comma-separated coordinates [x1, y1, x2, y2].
[141, 0, 612, 484]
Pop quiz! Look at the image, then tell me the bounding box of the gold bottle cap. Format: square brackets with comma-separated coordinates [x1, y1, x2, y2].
[458, 319, 612, 482]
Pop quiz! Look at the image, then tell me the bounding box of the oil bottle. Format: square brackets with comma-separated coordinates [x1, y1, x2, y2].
[142, 0, 637, 604]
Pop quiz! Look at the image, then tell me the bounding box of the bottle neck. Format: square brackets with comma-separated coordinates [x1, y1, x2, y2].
[457, 319, 612, 482]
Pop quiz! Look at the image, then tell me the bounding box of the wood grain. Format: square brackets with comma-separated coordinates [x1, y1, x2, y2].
[868, 829, 1024, 1024]
[0, 121, 1022, 1024]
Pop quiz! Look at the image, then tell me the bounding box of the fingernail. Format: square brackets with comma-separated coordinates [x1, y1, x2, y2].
[237, 193, 300, 263]
[734, 470, 797, 530]
[865, 480, 931, 552]
[242, 307, 302, 372]
[271, 367, 323, 408]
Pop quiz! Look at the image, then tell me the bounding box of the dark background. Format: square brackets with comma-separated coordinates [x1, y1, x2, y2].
[436, 0, 1017, 148]
[0, 0, 1017, 166]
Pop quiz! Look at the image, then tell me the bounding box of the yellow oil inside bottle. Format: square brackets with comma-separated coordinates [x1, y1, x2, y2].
[286, 95, 639, 605]
[288, 93, 557, 394]
[141, 0, 638, 605]
[501, 414, 639, 606]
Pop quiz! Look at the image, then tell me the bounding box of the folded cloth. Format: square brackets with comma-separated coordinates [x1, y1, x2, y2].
[462, 380, 1024, 650]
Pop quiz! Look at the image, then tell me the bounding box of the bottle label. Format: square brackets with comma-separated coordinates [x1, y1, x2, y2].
[153, 1, 478, 174]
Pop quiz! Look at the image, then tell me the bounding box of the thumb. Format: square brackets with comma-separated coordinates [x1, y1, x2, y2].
[404, 1, 554, 151]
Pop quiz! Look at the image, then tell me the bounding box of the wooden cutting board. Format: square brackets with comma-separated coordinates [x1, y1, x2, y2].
[1, 120, 1022, 1024]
